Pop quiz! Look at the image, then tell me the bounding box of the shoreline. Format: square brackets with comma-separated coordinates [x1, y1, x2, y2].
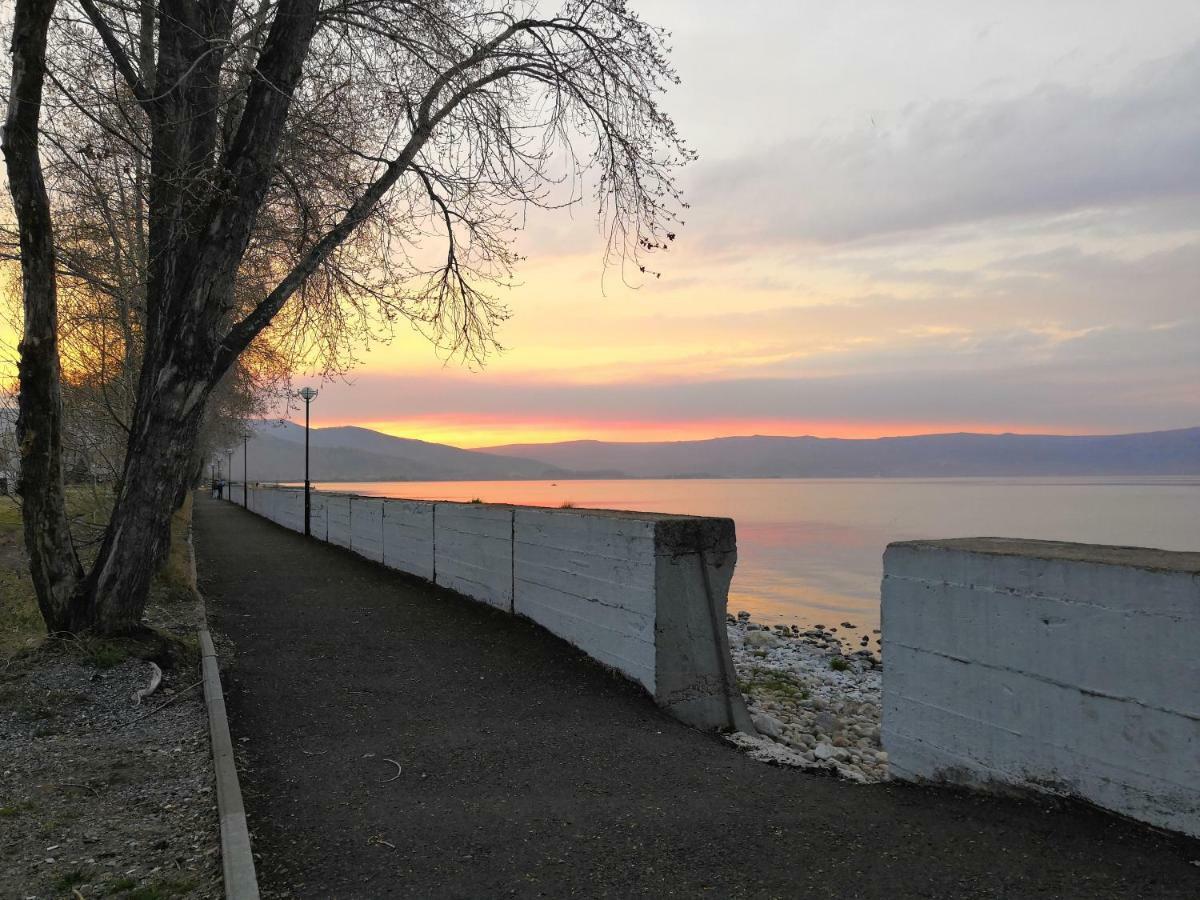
[726, 613, 886, 782]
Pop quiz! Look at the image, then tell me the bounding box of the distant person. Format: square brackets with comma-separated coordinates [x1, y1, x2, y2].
[217, 478, 225, 500]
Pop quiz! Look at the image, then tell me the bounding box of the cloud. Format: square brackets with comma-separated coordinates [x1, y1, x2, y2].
[690, 44, 1200, 246]
[304, 312, 1200, 438]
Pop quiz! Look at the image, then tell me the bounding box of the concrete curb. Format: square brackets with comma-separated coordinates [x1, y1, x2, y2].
[188, 525, 261, 899]
[199, 629, 260, 899]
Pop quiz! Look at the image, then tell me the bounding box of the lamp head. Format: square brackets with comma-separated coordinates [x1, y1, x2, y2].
[298, 386, 319, 402]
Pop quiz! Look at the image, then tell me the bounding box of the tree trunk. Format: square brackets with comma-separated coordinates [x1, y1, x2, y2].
[76, 349, 213, 633]
[2, 0, 88, 632]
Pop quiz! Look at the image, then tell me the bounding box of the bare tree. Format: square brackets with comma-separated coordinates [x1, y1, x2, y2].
[3, 0, 688, 634]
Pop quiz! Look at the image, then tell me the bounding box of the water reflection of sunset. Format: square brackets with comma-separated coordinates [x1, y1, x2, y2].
[305, 477, 1200, 633]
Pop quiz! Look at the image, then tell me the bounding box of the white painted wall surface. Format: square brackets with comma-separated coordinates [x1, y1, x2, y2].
[276, 490, 305, 533]
[382, 500, 435, 581]
[351, 498, 384, 563]
[882, 538, 1200, 838]
[221, 487, 749, 731]
[309, 493, 328, 541]
[326, 495, 352, 549]
[434, 503, 514, 610]
[514, 509, 658, 690]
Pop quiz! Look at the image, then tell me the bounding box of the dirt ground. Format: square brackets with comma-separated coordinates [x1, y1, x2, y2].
[0, 495, 220, 899]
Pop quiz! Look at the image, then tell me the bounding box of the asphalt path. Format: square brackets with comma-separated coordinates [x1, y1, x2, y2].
[194, 495, 1200, 898]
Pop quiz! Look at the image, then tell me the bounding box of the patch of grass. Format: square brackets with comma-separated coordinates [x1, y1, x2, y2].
[54, 867, 93, 891]
[829, 657, 849, 672]
[1, 491, 200, 667]
[0, 800, 35, 817]
[0, 487, 114, 659]
[739, 665, 810, 700]
[559, 500, 575, 508]
[36, 818, 60, 839]
[0, 497, 42, 658]
[107, 876, 138, 893]
[81, 639, 130, 669]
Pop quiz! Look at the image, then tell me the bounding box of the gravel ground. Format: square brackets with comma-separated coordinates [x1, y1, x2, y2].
[0, 506, 221, 900]
[0, 651, 221, 899]
[727, 613, 887, 781]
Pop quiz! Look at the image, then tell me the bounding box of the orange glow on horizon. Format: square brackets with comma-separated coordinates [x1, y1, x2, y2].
[305, 413, 1105, 449]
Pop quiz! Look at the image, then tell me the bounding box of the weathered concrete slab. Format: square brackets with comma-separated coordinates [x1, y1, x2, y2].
[514, 509, 658, 690]
[308, 492, 328, 541]
[434, 503, 514, 611]
[227, 488, 750, 732]
[381, 499, 435, 581]
[350, 498, 384, 563]
[277, 490, 305, 533]
[882, 537, 1200, 839]
[326, 495, 352, 550]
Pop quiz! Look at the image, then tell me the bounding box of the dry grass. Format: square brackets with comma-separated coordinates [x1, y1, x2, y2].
[0, 490, 198, 663]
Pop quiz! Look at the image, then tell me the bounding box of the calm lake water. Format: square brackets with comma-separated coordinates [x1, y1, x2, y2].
[312, 477, 1200, 631]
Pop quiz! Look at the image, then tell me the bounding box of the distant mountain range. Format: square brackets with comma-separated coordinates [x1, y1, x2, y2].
[238, 421, 568, 482]
[236, 421, 1200, 482]
[480, 427, 1200, 479]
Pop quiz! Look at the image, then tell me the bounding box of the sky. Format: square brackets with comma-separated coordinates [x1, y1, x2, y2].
[299, 0, 1200, 447]
[6, 1, 1200, 447]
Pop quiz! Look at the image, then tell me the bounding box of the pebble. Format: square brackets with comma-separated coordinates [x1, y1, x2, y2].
[751, 713, 785, 739]
[726, 615, 887, 783]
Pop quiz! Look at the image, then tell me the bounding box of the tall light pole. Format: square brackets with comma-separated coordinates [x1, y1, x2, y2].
[243, 433, 249, 509]
[225, 447, 234, 500]
[298, 387, 319, 536]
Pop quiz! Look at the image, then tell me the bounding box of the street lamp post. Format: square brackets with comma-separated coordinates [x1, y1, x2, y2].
[243, 434, 249, 509]
[298, 387, 319, 536]
[225, 448, 234, 501]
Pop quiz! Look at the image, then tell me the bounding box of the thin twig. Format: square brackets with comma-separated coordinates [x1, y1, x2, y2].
[114, 680, 202, 729]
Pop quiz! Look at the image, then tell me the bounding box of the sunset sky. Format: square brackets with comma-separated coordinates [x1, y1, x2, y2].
[6, 1, 1200, 448]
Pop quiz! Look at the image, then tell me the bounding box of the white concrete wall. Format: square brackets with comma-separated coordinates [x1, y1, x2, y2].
[309, 492, 328, 541]
[276, 490, 305, 533]
[882, 538, 1200, 839]
[326, 495, 352, 550]
[351, 497, 385, 563]
[434, 503, 514, 611]
[222, 487, 750, 732]
[514, 509, 658, 691]
[381, 500, 435, 581]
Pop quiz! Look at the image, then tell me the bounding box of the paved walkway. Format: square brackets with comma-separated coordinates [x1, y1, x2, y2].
[194, 497, 1200, 898]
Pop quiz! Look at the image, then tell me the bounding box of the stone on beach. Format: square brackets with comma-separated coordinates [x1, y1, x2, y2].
[727, 615, 886, 783]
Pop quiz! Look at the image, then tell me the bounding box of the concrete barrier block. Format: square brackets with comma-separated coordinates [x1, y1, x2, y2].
[326, 495, 352, 550]
[434, 503, 513, 610]
[308, 492, 328, 541]
[382, 500, 434, 581]
[652, 517, 752, 732]
[228, 487, 751, 734]
[277, 490, 305, 533]
[882, 538, 1200, 838]
[262, 490, 279, 524]
[514, 509, 658, 690]
[350, 498, 384, 562]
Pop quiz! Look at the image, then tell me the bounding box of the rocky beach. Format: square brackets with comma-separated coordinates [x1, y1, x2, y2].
[726, 613, 887, 783]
